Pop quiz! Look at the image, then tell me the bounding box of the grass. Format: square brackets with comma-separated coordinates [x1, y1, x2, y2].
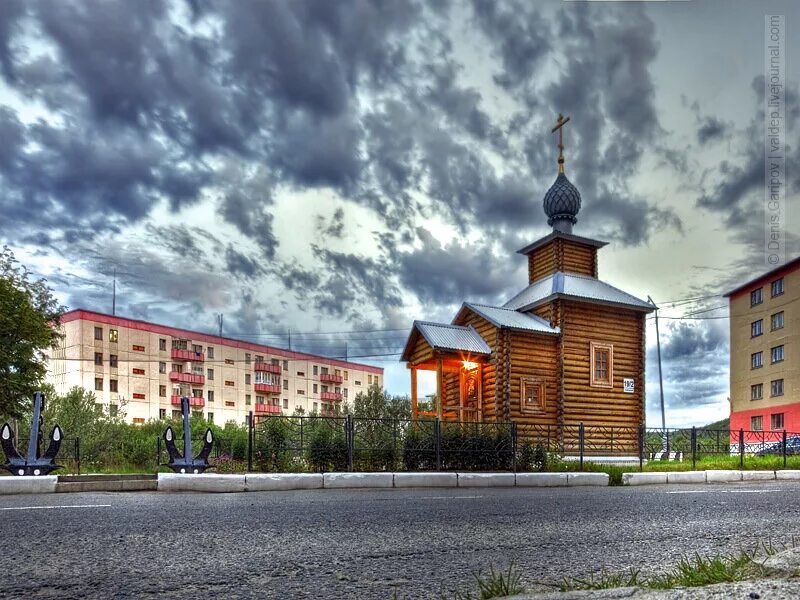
[445, 565, 525, 600]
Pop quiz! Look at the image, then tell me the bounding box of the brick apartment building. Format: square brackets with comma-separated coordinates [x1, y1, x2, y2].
[46, 309, 383, 424]
[726, 257, 800, 435]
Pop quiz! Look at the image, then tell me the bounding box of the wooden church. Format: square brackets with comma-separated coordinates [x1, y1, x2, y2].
[401, 115, 654, 445]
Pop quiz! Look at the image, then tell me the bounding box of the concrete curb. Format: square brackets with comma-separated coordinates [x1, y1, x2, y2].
[567, 472, 609, 486]
[245, 473, 323, 491]
[742, 470, 776, 481]
[622, 472, 667, 486]
[56, 474, 158, 493]
[157, 473, 246, 493]
[706, 470, 743, 483]
[776, 470, 800, 480]
[457, 473, 516, 487]
[666, 471, 706, 484]
[515, 473, 568, 487]
[323, 472, 394, 489]
[393, 472, 458, 488]
[0, 475, 58, 494]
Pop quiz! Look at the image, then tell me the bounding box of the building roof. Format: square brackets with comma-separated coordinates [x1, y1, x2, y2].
[401, 321, 491, 362]
[60, 309, 383, 374]
[502, 272, 654, 313]
[516, 230, 608, 256]
[458, 302, 560, 335]
[723, 256, 800, 299]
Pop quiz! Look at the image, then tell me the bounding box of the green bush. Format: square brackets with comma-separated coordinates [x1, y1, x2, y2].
[402, 421, 436, 471]
[306, 421, 348, 472]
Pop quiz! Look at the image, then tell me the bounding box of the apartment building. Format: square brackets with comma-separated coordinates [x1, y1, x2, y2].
[726, 257, 800, 435]
[46, 309, 383, 424]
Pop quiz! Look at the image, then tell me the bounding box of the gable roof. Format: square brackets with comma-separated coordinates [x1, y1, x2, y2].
[401, 321, 491, 362]
[458, 302, 560, 335]
[503, 272, 654, 313]
[516, 231, 608, 256]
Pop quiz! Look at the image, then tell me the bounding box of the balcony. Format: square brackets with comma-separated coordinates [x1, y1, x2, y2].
[320, 409, 338, 417]
[320, 373, 343, 384]
[254, 362, 282, 374]
[171, 348, 205, 362]
[255, 403, 281, 414]
[169, 371, 205, 385]
[170, 395, 205, 407]
[320, 391, 343, 402]
[254, 383, 281, 394]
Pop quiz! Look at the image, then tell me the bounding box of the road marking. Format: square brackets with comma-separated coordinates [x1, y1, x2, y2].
[665, 489, 780, 495]
[421, 495, 484, 500]
[0, 504, 112, 511]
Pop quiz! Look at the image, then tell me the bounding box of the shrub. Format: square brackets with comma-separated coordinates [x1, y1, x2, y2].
[306, 421, 348, 472]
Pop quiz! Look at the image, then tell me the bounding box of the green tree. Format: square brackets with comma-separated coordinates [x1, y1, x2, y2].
[0, 247, 66, 418]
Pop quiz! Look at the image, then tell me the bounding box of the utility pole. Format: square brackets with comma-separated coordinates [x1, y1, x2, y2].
[648, 296, 667, 452]
[112, 268, 116, 316]
[217, 314, 223, 337]
[287, 329, 291, 351]
[344, 342, 348, 362]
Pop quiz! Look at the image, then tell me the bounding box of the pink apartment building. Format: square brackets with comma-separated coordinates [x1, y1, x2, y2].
[46, 309, 383, 424]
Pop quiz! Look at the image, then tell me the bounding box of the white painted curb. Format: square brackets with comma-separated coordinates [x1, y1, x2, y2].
[393, 472, 458, 488]
[0, 475, 57, 494]
[567, 473, 609, 486]
[705, 470, 743, 483]
[515, 473, 568, 487]
[157, 473, 246, 493]
[323, 472, 394, 489]
[742, 470, 776, 481]
[245, 473, 323, 491]
[622, 472, 667, 486]
[666, 471, 706, 484]
[776, 470, 800, 480]
[457, 473, 516, 487]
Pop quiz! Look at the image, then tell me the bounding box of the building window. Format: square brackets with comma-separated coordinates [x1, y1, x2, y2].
[271, 358, 279, 366]
[374, 376, 380, 386]
[297, 389, 305, 395]
[94, 326, 103, 340]
[296, 371, 305, 377]
[132, 393, 145, 400]
[771, 345, 784, 364]
[283, 360, 289, 370]
[751, 352, 763, 369]
[245, 353, 251, 365]
[772, 311, 784, 330]
[355, 380, 362, 386]
[109, 329, 118, 343]
[343, 388, 348, 398]
[159, 338, 167, 351]
[110, 354, 118, 368]
[159, 361, 166, 374]
[283, 399, 289, 409]
[368, 374, 373, 385]
[110, 379, 118, 392]
[245, 394, 251, 405]
[245, 374, 251, 385]
[255, 395, 264, 404]
[313, 402, 318, 412]
[207, 346, 214, 359]
[313, 384, 318, 394]
[772, 278, 784, 297]
[95, 377, 103, 391]
[173, 339, 188, 350]
[521, 378, 546, 414]
[751, 320, 763, 337]
[590, 342, 613, 388]
[751, 383, 763, 400]
[751, 415, 763, 431]
[132, 368, 145, 375]
[203, 368, 212, 381]
[207, 412, 214, 423]
[283, 379, 289, 390]
[771, 413, 785, 430]
[109, 404, 118, 417]
[132, 344, 145, 352]
[771, 379, 784, 397]
[159, 408, 166, 419]
[208, 390, 214, 403]
[751, 287, 763, 306]
[94, 352, 103, 366]
[344, 370, 348, 380]
[313, 365, 318, 375]
[224, 358, 234, 365]
[159, 385, 166, 397]
[256, 355, 264, 363]
[225, 380, 235, 386]
[172, 410, 182, 419]
[192, 344, 203, 355]
[225, 401, 235, 407]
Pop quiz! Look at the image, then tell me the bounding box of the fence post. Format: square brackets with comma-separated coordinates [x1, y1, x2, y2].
[247, 411, 254, 472]
[578, 422, 585, 472]
[434, 419, 442, 471]
[511, 422, 518, 472]
[739, 428, 745, 469]
[783, 429, 788, 469]
[665, 429, 670, 458]
[156, 435, 161, 470]
[346, 415, 354, 472]
[691, 427, 697, 470]
[638, 425, 644, 472]
[75, 437, 81, 476]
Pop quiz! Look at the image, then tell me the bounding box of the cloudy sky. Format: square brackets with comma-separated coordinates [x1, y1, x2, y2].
[1, 0, 798, 427]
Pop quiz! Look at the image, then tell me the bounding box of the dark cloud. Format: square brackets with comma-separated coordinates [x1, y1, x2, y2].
[225, 246, 262, 278]
[697, 117, 729, 145]
[0, 0, 23, 81]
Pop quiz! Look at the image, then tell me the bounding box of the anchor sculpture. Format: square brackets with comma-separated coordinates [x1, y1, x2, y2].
[1, 391, 63, 476]
[163, 396, 214, 473]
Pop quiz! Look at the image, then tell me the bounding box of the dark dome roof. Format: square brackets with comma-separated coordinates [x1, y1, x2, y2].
[543, 172, 581, 227]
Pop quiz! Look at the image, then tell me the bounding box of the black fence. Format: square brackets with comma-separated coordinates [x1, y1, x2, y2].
[6, 419, 800, 474]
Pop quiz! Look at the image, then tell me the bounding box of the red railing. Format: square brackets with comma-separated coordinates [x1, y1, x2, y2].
[320, 391, 343, 401]
[254, 362, 282, 374]
[255, 403, 281, 414]
[169, 372, 205, 385]
[170, 395, 205, 407]
[254, 383, 281, 394]
[320, 373, 343, 384]
[171, 348, 205, 362]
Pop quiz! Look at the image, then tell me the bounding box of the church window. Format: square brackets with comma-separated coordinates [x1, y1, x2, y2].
[521, 378, 546, 414]
[590, 342, 613, 388]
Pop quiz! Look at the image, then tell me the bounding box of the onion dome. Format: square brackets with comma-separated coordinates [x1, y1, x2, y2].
[543, 172, 581, 234]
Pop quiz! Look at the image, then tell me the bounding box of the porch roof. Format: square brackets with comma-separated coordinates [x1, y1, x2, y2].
[401, 320, 491, 362]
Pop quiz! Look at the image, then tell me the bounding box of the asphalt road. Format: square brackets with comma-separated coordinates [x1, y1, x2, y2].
[1, 482, 799, 599]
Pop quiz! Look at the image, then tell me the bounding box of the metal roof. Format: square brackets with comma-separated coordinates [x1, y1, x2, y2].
[460, 302, 560, 335]
[516, 231, 607, 256]
[503, 272, 654, 313]
[401, 321, 491, 361]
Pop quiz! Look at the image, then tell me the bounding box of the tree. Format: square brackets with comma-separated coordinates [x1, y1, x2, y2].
[350, 384, 412, 420]
[0, 247, 65, 418]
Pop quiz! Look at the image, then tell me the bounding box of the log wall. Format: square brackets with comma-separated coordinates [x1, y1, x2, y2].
[506, 330, 560, 428]
[451, 309, 498, 421]
[527, 239, 598, 283]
